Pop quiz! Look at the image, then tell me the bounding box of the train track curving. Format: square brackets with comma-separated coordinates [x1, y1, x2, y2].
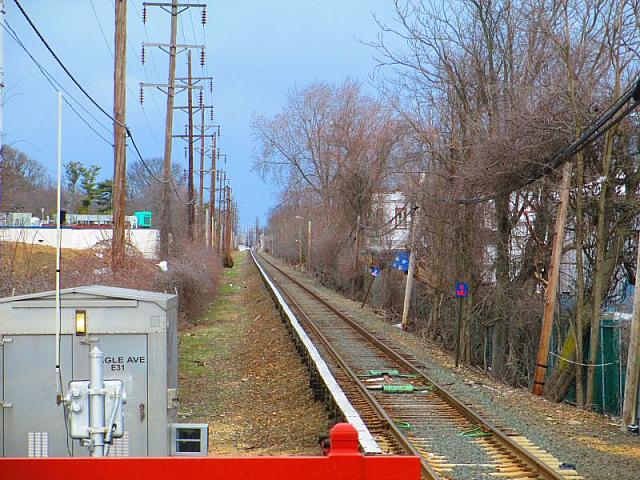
[253, 252, 582, 480]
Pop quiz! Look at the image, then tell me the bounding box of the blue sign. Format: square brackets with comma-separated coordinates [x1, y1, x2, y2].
[455, 282, 469, 298]
[370, 266, 381, 277]
[391, 251, 410, 273]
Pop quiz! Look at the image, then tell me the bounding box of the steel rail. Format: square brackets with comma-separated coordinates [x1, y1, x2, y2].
[256, 256, 439, 478]
[255, 253, 567, 480]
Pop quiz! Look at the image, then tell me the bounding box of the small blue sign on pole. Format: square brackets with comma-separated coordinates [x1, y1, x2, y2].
[391, 251, 410, 273]
[370, 266, 381, 277]
[455, 282, 469, 298]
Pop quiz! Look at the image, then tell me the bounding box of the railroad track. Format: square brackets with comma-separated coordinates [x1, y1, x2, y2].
[253, 252, 582, 480]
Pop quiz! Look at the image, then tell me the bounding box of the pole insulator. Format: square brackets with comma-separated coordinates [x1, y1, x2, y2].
[199, 90, 204, 108]
[200, 49, 206, 66]
[210, 109, 214, 121]
[139, 84, 144, 104]
[201, 7, 207, 25]
[141, 45, 146, 64]
[142, 5, 147, 24]
[210, 79, 214, 93]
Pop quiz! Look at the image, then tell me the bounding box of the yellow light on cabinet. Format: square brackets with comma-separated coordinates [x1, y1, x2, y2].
[75, 310, 87, 335]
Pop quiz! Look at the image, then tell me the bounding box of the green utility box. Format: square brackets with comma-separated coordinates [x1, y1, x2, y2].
[134, 211, 152, 228]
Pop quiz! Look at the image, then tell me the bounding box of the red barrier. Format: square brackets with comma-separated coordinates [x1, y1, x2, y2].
[0, 424, 420, 480]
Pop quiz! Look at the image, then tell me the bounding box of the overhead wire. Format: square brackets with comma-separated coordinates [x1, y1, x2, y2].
[128, 0, 166, 131]
[2, 21, 113, 146]
[458, 77, 640, 205]
[89, 0, 114, 58]
[3, 20, 111, 135]
[96, 0, 163, 145]
[12, 0, 124, 129]
[11, 0, 194, 205]
[92, 0, 160, 146]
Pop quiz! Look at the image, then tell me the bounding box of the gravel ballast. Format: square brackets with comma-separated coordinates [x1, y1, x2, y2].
[266, 254, 640, 479]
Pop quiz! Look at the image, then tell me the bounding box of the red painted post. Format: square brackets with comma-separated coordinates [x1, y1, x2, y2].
[326, 423, 363, 480]
[0, 423, 420, 480]
[328, 422, 360, 455]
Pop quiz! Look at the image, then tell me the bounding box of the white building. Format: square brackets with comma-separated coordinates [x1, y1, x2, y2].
[365, 191, 410, 253]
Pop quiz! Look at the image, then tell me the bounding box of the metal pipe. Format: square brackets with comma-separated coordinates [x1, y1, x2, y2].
[55, 91, 62, 398]
[89, 346, 105, 457]
[104, 388, 121, 445]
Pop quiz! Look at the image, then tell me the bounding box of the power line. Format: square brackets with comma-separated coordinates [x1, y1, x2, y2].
[11, 0, 194, 206]
[1, 21, 113, 146]
[88, 1, 165, 152]
[130, 0, 168, 139]
[3, 20, 112, 135]
[89, 0, 114, 59]
[12, 0, 124, 129]
[458, 78, 640, 205]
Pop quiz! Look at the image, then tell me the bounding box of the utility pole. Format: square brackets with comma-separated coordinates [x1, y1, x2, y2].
[209, 133, 217, 249]
[218, 170, 227, 253]
[186, 50, 195, 240]
[173, 107, 216, 243]
[157, 0, 177, 258]
[224, 185, 232, 257]
[218, 170, 225, 253]
[142, 1, 206, 258]
[307, 220, 312, 271]
[255, 216, 260, 250]
[0, 0, 5, 210]
[298, 222, 303, 271]
[199, 105, 205, 241]
[112, 0, 127, 270]
[622, 230, 640, 431]
[532, 162, 573, 396]
[353, 215, 360, 272]
[401, 205, 419, 331]
[401, 173, 425, 331]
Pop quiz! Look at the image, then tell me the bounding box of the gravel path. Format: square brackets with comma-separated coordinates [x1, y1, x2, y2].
[267, 255, 640, 479]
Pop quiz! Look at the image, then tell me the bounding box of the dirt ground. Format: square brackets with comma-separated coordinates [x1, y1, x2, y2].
[266, 255, 640, 480]
[178, 252, 330, 455]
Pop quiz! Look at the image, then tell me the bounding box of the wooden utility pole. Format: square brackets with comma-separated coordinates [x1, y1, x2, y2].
[186, 50, 195, 240]
[218, 170, 226, 253]
[143, 1, 206, 257]
[401, 205, 419, 331]
[158, 0, 178, 258]
[209, 133, 217, 249]
[224, 185, 232, 256]
[298, 222, 303, 270]
[307, 220, 312, 270]
[199, 104, 205, 241]
[532, 162, 573, 396]
[218, 171, 225, 253]
[402, 173, 425, 331]
[112, 0, 127, 270]
[622, 231, 640, 430]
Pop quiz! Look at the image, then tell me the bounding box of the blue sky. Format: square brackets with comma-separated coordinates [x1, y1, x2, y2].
[4, 0, 397, 227]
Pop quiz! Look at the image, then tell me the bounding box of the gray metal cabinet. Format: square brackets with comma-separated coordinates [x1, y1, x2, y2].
[0, 285, 178, 457]
[2, 335, 72, 457]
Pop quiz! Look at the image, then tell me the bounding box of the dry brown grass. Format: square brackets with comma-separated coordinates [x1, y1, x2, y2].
[0, 240, 221, 322]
